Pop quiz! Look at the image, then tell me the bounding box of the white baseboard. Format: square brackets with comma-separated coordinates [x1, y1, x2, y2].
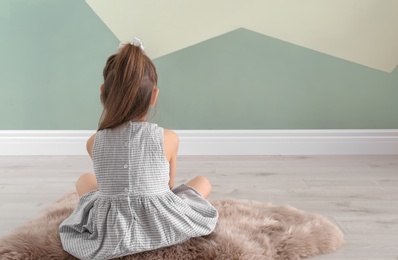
[0, 130, 397, 156]
[0, 131, 95, 156]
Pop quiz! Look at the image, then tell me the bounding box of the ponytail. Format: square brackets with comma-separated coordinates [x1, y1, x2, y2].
[98, 44, 158, 130]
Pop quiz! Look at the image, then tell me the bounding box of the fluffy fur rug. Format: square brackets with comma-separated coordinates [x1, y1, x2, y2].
[0, 191, 343, 259]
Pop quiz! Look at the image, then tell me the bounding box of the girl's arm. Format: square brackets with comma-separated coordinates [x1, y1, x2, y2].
[86, 133, 96, 159]
[164, 129, 179, 189]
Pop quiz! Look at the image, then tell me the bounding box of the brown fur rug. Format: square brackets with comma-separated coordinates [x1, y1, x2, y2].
[0, 191, 343, 259]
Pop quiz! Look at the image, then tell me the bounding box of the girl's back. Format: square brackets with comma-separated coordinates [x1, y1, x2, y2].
[94, 121, 169, 196]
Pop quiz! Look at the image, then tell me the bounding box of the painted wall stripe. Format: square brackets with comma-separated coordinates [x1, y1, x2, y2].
[86, 0, 398, 72]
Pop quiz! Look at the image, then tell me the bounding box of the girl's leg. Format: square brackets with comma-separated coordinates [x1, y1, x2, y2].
[76, 172, 98, 197]
[186, 176, 212, 199]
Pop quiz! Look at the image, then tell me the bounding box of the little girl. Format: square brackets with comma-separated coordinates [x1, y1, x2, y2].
[59, 38, 218, 260]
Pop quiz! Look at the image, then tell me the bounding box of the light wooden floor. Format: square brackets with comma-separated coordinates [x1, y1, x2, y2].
[0, 155, 397, 259]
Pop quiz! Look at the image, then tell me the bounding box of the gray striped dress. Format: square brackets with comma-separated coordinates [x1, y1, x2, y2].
[59, 122, 219, 260]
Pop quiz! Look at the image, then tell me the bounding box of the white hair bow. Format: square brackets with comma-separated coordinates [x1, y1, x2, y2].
[118, 37, 145, 51]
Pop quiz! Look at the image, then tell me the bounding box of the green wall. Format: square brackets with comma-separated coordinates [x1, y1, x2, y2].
[0, 0, 117, 130]
[155, 28, 398, 129]
[1, 1, 397, 130]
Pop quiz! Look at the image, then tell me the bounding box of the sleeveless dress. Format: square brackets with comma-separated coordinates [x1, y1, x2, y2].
[59, 122, 219, 260]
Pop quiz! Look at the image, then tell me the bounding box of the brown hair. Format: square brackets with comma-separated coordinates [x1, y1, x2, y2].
[98, 44, 158, 130]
